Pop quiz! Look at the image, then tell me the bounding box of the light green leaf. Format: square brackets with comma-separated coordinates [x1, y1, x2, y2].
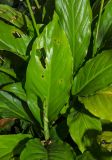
[0, 72, 14, 86]
[0, 134, 31, 160]
[67, 108, 102, 152]
[72, 50, 112, 96]
[96, 131, 112, 159]
[79, 86, 112, 121]
[93, 0, 112, 55]
[20, 139, 75, 160]
[2, 82, 26, 101]
[25, 14, 73, 122]
[0, 20, 32, 59]
[26, 92, 42, 125]
[56, 0, 92, 72]
[97, 131, 112, 152]
[0, 91, 30, 121]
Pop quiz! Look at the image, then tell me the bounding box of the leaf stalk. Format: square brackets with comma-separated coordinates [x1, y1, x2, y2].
[26, 0, 39, 36]
[43, 100, 50, 141]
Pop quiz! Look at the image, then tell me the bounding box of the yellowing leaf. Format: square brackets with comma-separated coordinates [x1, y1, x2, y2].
[79, 86, 112, 121]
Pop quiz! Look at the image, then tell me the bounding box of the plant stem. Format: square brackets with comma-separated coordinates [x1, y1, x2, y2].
[43, 100, 50, 141]
[26, 0, 39, 36]
[34, 0, 41, 10]
[93, 0, 104, 56]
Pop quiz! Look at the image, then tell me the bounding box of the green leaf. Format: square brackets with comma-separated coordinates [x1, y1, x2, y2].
[0, 66, 16, 78]
[0, 4, 34, 35]
[0, 20, 32, 59]
[2, 82, 26, 101]
[25, 14, 73, 122]
[72, 50, 112, 96]
[20, 139, 75, 160]
[79, 86, 112, 121]
[0, 91, 30, 121]
[76, 151, 96, 160]
[26, 92, 42, 124]
[96, 131, 112, 159]
[0, 134, 31, 160]
[101, 155, 112, 160]
[0, 54, 17, 78]
[97, 131, 112, 152]
[0, 4, 25, 28]
[93, 0, 112, 54]
[0, 72, 14, 86]
[56, 0, 92, 72]
[67, 108, 102, 152]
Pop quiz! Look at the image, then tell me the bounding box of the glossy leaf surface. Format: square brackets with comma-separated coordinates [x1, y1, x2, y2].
[0, 4, 26, 28]
[72, 50, 112, 96]
[0, 72, 14, 86]
[25, 14, 73, 122]
[93, 0, 112, 54]
[56, 0, 92, 72]
[20, 139, 75, 160]
[0, 91, 30, 121]
[2, 82, 26, 101]
[68, 108, 102, 152]
[0, 4, 34, 34]
[0, 66, 16, 78]
[0, 20, 32, 59]
[0, 134, 31, 160]
[79, 86, 112, 121]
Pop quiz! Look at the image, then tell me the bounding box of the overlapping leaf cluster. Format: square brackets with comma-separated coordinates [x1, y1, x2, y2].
[0, 0, 112, 159]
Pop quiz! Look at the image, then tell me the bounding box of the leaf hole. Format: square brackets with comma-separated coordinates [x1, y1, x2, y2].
[101, 140, 106, 145]
[54, 39, 60, 45]
[59, 79, 64, 84]
[41, 74, 44, 78]
[12, 31, 22, 38]
[39, 48, 46, 68]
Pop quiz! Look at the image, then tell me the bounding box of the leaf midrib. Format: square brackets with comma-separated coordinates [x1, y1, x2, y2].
[77, 61, 112, 95]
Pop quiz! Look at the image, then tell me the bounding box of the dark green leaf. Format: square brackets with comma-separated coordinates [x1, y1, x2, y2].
[76, 151, 96, 160]
[20, 139, 75, 160]
[0, 66, 16, 78]
[0, 4, 34, 35]
[93, 0, 112, 54]
[0, 72, 14, 86]
[0, 91, 30, 121]
[92, 0, 109, 20]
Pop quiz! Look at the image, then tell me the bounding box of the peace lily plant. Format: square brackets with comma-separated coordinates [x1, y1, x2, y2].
[0, 0, 112, 159]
